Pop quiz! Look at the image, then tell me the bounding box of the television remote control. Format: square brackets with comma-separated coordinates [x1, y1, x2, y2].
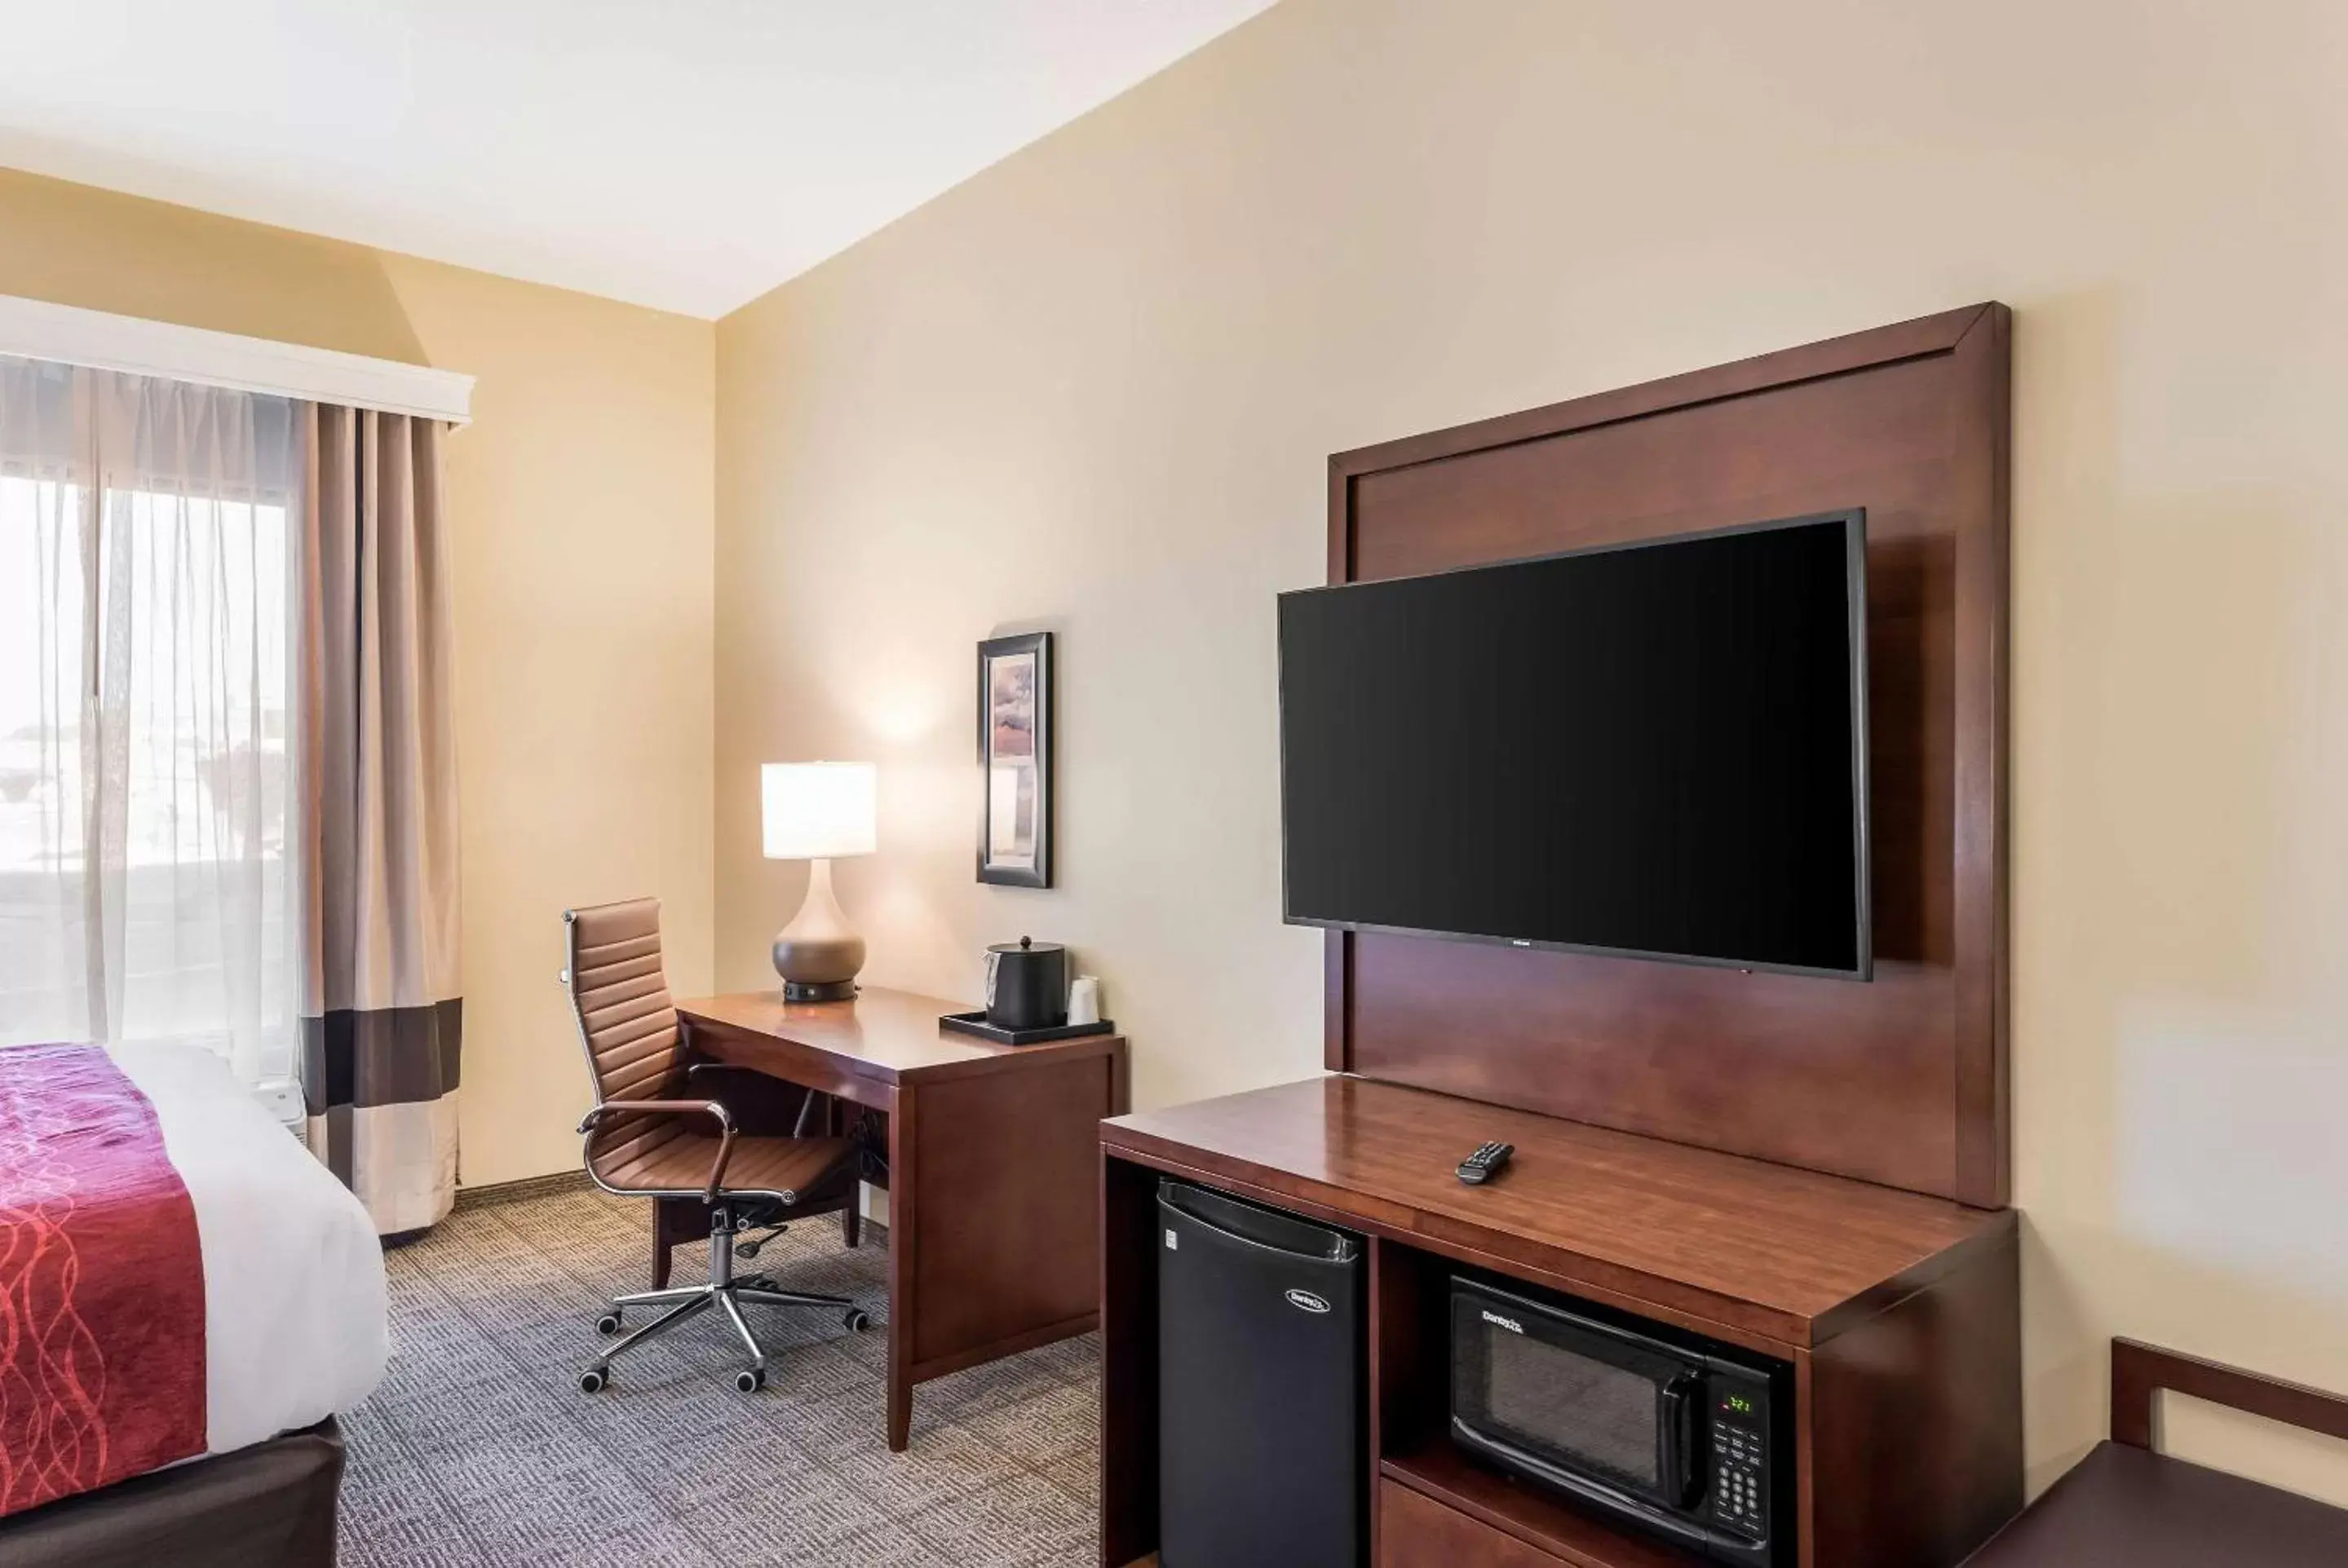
[1457, 1141, 1514, 1185]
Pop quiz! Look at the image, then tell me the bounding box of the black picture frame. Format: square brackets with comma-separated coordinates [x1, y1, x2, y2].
[977, 631, 1053, 887]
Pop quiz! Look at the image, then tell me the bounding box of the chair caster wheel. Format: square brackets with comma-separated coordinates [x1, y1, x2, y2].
[736, 1367, 766, 1394]
[579, 1367, 608, 1394]
[595, 1311, 623, 1336]
[842, 1308, 871, 1333]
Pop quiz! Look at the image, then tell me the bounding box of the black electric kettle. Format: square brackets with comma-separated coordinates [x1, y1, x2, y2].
[984, 937, 1068, 1031]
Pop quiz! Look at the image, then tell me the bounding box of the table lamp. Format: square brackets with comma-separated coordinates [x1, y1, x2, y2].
[762, 761, 877, 1001]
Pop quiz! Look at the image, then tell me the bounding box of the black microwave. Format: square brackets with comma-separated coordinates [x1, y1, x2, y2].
[1451, 1277, 1790, 1566]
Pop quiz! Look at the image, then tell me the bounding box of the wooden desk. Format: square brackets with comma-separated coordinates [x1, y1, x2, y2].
[1100, 1075, 2022, 1568]
[676, 986, 1127, 1451]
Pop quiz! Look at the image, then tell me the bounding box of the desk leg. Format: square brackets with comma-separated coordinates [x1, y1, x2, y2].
[651, 1196, 700, 1289]
[826, 1094, 864, 1250]
[885, 1084, 918, 1452]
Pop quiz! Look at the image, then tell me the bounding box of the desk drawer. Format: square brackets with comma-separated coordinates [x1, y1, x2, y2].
[1382, 1479, 1569, 1568]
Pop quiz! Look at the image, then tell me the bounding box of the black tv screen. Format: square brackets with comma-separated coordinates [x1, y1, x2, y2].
[1278, 511, 1871, 978]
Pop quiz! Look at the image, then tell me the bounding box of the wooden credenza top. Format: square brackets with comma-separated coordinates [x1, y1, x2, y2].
[1103, 1074, 2011, 1349]
[677, 987, 1124, 1088]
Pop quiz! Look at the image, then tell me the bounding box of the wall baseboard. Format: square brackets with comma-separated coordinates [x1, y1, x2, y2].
[453, 1168, 593, 1211]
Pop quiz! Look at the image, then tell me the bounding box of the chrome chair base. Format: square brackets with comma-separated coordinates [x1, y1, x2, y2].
[578, 1203, 869, 1395]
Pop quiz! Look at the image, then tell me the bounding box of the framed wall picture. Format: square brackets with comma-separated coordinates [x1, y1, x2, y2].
[978, 631, 1053, 887]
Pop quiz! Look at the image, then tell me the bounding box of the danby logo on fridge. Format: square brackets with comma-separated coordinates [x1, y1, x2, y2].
[1285, 1289, 1332, 1314]
[1480, 1310, 1524, 1334]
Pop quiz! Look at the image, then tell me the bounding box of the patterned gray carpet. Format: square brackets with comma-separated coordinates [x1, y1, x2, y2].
[341, 1186, 1099, 1567]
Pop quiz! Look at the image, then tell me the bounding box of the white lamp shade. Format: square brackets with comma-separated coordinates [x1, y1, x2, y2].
[762, 762, 877, 859]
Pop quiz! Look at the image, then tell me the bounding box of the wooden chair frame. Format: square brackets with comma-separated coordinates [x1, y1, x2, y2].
[2111, 1339, 2348, 1452]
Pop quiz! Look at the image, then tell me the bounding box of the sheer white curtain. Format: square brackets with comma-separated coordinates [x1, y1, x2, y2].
[0, 353, 300, 1084]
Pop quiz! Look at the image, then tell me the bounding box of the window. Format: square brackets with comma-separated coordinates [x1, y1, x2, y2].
[0, 356, 299, 1084]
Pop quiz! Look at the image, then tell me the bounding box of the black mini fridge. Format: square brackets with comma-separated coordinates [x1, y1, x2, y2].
[1156, 1178, 1365, 1568]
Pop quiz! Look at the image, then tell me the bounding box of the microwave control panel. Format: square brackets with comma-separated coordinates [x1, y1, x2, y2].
[1708, 1378, 1771, 1541]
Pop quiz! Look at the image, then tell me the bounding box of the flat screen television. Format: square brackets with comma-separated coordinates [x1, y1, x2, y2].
[1277, 510, 1871, 979]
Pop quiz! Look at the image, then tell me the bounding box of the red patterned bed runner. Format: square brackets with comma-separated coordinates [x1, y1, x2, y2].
[0, 1043, 207, 1516]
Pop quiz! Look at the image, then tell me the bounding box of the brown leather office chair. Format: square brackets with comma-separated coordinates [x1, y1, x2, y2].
[561, 896, 869, 1394]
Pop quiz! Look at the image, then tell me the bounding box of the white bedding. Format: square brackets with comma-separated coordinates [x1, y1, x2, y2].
[106, 1040, 388, 1455]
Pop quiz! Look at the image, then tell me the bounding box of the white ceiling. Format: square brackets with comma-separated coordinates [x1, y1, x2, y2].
[0, 0, 1276, 319]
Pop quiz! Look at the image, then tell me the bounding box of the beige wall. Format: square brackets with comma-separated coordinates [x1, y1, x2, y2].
[715, 0, 2348, 1506]
[0, 167, 717, 1187]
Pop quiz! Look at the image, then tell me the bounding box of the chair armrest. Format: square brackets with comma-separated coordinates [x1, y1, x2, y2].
[686, 1061, 829, 1137]
[577, 1099, 737, 1202]
[577, 1098, 734, 1134]
[683, 1062, 764, 1096]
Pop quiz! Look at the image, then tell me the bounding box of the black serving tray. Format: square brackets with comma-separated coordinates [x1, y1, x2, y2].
[939, 1011, 1116, 1047]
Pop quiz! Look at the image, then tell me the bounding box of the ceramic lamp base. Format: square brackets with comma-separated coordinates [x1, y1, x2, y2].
[772, 858, 866, 998]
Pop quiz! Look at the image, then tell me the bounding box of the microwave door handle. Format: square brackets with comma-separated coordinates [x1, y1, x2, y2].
[1660, 1372, 1702, 1508]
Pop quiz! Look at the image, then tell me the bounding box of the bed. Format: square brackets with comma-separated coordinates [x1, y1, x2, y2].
[0, 1038, 387, 1566]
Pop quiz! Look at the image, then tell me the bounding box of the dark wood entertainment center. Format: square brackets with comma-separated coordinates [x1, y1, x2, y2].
[1099, 305, 2019, 1568]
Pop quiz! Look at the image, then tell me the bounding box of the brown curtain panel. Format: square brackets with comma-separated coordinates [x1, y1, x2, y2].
[296, 404, 462, 1236]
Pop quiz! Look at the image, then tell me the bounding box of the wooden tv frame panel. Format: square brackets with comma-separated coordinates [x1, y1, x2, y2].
[1325, 302, 2012, 1210]
[1098, 307, 2019, 1568]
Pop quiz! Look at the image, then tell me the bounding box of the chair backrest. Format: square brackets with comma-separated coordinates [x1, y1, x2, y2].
[563, 897, 684, 1181]
[2111, 1338, 2348, 1453]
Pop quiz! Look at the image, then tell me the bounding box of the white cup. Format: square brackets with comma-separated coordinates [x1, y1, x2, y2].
[1068, 974, 1103, 1026]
